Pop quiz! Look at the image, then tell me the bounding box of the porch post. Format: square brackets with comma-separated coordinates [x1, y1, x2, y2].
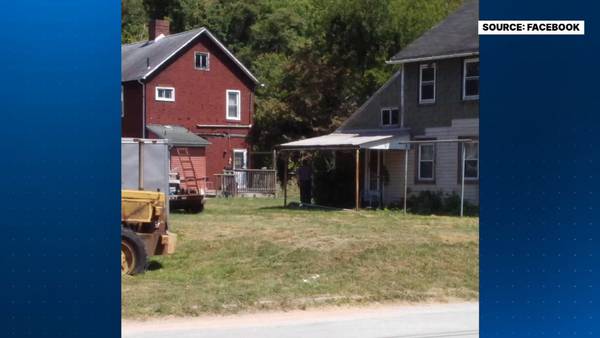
[355, 148, 360, 211]
[377, 150, 382, 207]
[460, 143, 466, 217]
[403, 147, 408, 214]
[273, 149, 277, 198]
[283, 152, 288, 207]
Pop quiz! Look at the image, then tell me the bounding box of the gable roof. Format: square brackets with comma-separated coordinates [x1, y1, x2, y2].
[388, 0, 478, 64]
[122, 27, 259, 84]
[337, 70, 402, 131]
[147, 124, 211, 147]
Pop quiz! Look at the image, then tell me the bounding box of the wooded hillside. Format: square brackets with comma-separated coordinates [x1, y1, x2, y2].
[122, 0, 463, 150]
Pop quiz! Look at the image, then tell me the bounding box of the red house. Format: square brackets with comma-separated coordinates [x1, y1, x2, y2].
[122, 20, 259, 192]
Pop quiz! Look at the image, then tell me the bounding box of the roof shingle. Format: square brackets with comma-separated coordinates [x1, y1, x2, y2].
[147, 124, 210, 147]
[389, 0, 478, 63]
[122, 27, 258, 83]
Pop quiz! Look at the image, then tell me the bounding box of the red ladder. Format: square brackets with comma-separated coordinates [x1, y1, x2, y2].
[176, 147, 200, 194]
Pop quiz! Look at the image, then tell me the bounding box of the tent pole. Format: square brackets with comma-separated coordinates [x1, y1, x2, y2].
[403, 147, 408, 214]
[460, 144, 466, 217]
[283, 153, 288, 207]
[355, 148, 360, 211]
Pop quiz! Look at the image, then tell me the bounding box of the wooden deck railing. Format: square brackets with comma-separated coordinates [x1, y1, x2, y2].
[216, 169, 277, 197]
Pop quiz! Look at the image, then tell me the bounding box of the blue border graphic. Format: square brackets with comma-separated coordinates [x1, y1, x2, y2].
[0, 1, 121, 337]
[481, 1, 599, 337]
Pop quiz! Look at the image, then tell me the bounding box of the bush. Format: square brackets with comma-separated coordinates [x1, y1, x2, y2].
[442, 193, 462, 214]
[406, 191, 443, 214]
[407, 191, 478, 216]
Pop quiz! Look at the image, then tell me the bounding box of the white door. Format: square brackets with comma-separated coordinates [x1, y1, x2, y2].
[233, 149, 248, 189]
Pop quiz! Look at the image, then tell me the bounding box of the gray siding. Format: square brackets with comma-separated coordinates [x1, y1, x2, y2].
[338, 57, 478, 134]
[381, 118, 479, 205]
[339, 56, 480, 207]
[382, 149, 407, 203]
[339, 71, 403, 130]
[404, 57, 478, 135]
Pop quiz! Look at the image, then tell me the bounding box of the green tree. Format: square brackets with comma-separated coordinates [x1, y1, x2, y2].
[122, 0, 148, 43]
[122, 0, 466, 151]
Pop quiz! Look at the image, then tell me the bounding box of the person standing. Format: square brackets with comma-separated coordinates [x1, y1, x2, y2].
[297, 159, 313, 205]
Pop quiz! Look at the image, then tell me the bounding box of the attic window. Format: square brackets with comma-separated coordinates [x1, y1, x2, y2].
[419, 63, 436, 104]
[195, 52, 210, 70]
[155, 86, 175, 102]
[381, 108, 400, 127]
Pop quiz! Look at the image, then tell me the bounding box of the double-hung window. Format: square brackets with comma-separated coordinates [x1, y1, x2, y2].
[195, 52, 209, 70]
[419, 63, 436, 104]
[155, 86, 175, 102]
[418, 143, 435, 181]
[462, 141, 479, 180]
[381, 108, 400, 127]
[226, 90, 241, 120]
[463, 58, 479, 100]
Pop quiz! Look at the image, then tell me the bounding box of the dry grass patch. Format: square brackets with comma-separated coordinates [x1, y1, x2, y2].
[122, 197, 478, 318]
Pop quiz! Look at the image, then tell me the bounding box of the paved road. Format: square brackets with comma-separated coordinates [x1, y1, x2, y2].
[123, 302, 478, 338]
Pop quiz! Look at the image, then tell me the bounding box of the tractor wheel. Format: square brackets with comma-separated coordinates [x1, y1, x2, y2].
[121, 228, 147, 275]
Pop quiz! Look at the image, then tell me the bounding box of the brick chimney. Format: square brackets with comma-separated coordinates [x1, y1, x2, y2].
[149, 19, 170, 40]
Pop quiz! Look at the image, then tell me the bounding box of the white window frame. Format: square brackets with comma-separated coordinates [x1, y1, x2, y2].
[419, 63, 436, 104]
[418, 143, 435, 181]
[233, 149, 247, 169]
[155, 86, 175, 102]
[380, 107, 400, 127]
[194, 51, 210, 71]
[463, 58, 480, 101]
[462, 141, 479, 180]
[226, 89, 241, 121]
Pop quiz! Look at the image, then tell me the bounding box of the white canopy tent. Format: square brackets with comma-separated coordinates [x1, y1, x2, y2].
[277, 130, 474, 215]
[278, 130, 409, 211]
[280, 130, 411, 150]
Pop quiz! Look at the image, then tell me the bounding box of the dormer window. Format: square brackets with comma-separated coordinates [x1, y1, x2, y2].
[195, 52, 210, 70]
[419, 63, 436, 104]
[155, 86, 175, 102]
[381, 108, 400, 127]
[463, 58, 479, 100]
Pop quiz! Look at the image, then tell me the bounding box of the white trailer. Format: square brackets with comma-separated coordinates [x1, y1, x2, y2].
[121, 138, 170, 213]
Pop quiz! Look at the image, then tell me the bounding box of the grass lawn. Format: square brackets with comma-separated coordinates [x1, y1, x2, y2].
[122, 197, 478, 318]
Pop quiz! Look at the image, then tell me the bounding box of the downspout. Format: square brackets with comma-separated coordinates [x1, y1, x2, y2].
[138, 79, 146, 138]
[401, 64, 408, 213]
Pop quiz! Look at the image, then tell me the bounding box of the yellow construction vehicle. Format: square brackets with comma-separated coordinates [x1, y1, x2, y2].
[121, 138, 177, 275]
[121, 190, 177, 275]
